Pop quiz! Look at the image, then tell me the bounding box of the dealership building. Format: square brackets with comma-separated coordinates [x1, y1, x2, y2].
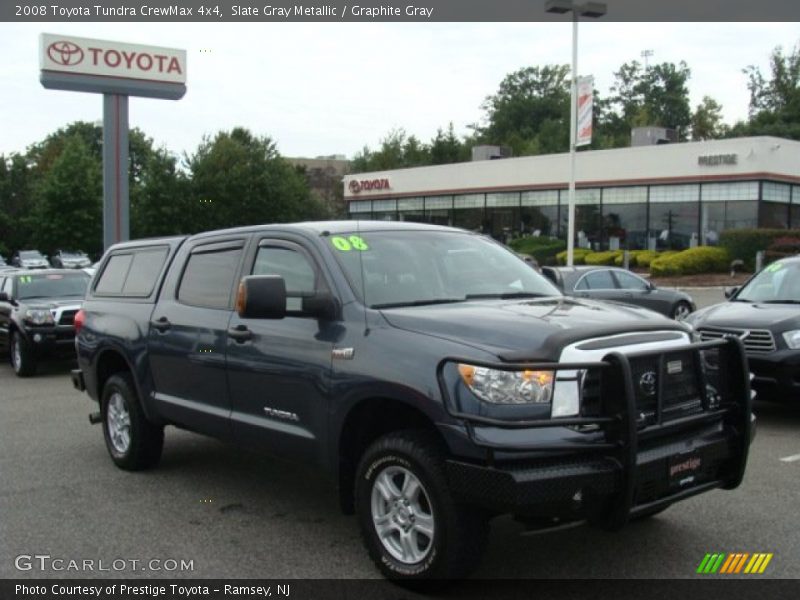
[342, 136, 800, 250]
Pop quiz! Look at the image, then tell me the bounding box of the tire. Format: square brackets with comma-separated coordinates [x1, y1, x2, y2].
[10, 331, 37, 377]
[355, 430, 488, 582]
[672, 301, 692, 321]
[101, 373, 164, 470]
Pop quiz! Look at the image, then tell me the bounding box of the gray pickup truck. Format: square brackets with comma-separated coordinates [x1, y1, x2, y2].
[72, 221, 753, 582]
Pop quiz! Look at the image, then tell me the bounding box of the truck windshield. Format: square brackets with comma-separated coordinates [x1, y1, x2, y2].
[16, 273, 89, 300]
[330, 230, 561, 308]
[735, 260, 800, 303]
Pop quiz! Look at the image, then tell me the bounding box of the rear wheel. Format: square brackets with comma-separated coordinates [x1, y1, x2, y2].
[355, 430, 488, 582]
[672, 301, 692, 320]
[10, 332, 37, 377]
[101, 373, 164, 470]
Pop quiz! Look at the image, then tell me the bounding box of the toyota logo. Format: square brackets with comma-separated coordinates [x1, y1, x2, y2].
[639, 371, 657, 397]
[348, 180, 362, 194]
[47, 41, 84, 67]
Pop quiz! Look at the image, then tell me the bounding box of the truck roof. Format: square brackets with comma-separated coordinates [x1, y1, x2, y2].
[187, 220, 463, 241]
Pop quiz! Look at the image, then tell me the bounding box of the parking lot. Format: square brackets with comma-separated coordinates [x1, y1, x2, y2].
[1, 288, 799, 579]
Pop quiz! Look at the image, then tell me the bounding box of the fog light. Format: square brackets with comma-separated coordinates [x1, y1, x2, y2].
[33, 333, 43, 343]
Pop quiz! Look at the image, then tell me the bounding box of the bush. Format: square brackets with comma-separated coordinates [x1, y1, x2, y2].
[632, 250, 658, 268]
[719, 229, 800, 269]
[556, 247, 592, 265]
[650, 246, 730, 277]
[509, 236, 566, 265]
[585, 250, 622, 266]
[768, 236, 800, 254]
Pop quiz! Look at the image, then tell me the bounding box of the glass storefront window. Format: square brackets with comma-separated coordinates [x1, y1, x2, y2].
[521, 190, 558, 237]
[425, 196, 453, 225]
[650, 201, 699, 250]
[602, 187, 647, 250]
[650, 184, 700, 203]
[763, 182, 791, 203]
[349, 200, 372, 214]
[701, 182, 758, 202]
[398, 198, 425, 223]
[760, 201, 789, 229]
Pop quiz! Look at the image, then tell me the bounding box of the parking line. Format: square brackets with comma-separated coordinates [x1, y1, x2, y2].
[779, 453, 800, 463]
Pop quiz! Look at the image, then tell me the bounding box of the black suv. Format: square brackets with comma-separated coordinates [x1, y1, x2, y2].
[0, 269, 89, 376]
[72, 222, 753, 581]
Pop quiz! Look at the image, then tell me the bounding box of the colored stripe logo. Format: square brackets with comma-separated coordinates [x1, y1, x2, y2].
[697, 553, 773, 574]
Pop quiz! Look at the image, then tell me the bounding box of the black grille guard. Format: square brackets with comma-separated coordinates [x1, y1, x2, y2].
[437, 336, 753, 523]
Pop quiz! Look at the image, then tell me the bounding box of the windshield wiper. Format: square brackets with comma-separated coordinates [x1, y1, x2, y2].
[759, 299, 800, 304]
[371, 298, 466, 309]
[464, 292, 550, 300]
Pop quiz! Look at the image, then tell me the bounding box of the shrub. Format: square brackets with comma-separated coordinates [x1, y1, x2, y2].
[632, 250, 659, 268]
[585, 250, 622, 266]
[768, 236, 800, 254]
[650, 246, 730, 277]
[556, 247, 592, 265]
[509, 236, 566, 265]
[719, 229, 800, 269]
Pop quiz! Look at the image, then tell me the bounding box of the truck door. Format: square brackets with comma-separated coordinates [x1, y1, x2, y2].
[147, 238, 247, 438]
[226, 238, 336, 464]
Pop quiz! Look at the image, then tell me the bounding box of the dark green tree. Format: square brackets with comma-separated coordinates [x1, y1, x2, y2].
[30, 135, 103, 256]
[186, 127, 324, 232]
[691, 96, 727, 140]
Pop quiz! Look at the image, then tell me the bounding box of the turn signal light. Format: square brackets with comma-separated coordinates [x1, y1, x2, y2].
[74, 309, 86, 334]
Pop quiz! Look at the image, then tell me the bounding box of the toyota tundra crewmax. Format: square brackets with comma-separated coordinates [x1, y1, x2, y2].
[71, 222, 754, 581]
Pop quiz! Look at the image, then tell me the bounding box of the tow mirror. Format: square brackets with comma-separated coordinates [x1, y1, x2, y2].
[724, 286, 739, 300]
[236, 275, 286, 319]
[302, 292, 339, 321]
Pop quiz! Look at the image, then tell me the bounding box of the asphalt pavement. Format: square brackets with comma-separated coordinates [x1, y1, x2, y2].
[1, 288, 799, 580]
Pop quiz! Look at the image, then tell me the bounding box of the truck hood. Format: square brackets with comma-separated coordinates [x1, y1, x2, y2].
[688, 301, 800, 332]
[21, 298, 83, 309]
[380, 296, 686, 360]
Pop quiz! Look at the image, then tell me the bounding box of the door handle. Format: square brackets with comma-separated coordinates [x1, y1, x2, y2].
[228, 325, 253, 343]
[151, 317, 171, 332]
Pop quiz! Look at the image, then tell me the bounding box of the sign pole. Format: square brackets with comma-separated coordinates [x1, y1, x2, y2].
[102, 93, 130, 249]
[566, 10, 578, 266]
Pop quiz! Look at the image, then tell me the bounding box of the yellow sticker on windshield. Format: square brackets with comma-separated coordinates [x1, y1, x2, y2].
[331, 235, 369, 252]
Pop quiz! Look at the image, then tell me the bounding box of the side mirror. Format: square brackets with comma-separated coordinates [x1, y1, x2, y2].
[236, 275, 286, 319]
[647, 281, 657, 291]
[724, 286, 739, 299]
[302, 292, 339, 321]
[0, 292, 9, 302]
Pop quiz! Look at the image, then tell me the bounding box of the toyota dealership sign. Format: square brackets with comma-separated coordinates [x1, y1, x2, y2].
[40, 33, 186, 84]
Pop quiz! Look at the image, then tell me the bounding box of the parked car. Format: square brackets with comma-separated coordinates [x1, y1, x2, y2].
[11, 250, 50, 269]
[0, 254, 14, 272]
[543, 266, 695, 320]
[51, 249, 92, 269]
[686, 256, 800, 402]
[0, 269, 90, 376]
[71, 222, 752, 582]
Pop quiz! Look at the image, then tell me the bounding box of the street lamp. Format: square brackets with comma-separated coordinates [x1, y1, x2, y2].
[545, 0, 607, 266]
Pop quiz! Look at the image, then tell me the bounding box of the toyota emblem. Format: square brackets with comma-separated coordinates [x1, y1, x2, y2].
[639, 371, 657, 397]
[47, 41, 84, 67]
[348, 180, 362, 194]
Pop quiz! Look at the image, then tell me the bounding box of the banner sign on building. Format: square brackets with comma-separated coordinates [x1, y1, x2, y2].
[576, 76, 594, 147]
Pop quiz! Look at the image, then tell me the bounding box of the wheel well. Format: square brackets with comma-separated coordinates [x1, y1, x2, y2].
[95, 350, 132, 398]
[337, 398, 443, 514]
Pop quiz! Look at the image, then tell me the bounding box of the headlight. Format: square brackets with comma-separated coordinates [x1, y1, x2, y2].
[783, 330, 800, 349]
[23, 308, 55, 325]
[457, 363, 554, 404]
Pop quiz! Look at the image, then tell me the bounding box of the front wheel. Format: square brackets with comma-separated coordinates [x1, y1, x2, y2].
[672, 301, 692, 320]
[10, 332, 37, 377]
[355, 430, 488, 582]
[101, 373, 164, 470]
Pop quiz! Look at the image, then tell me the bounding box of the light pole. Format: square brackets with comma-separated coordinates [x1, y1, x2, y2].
[545, 1, 607, 266]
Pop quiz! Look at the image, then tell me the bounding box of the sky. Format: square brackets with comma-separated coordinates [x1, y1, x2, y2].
[1, 22, 798, 160]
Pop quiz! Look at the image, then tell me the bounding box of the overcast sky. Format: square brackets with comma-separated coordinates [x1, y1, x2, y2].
[1, 22, 798, 159]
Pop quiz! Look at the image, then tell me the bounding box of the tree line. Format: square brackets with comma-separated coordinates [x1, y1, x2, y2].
[351, 42, 800, 172]
[1, 41, 797, 258]
[0, 124, 326, 258]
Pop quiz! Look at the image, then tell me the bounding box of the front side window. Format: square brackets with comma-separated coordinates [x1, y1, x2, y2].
[736, 261, 800, 303]
[253, 246, 317, 311]
[614, 270, 649, 291]
[582, 270, 616, 290]
[178, 246, 243, 309]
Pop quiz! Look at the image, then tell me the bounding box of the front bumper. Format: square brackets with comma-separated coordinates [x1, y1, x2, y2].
[23, 325, 77, 355]
[748, 350, 800, 401]
[440, 337, 752, 527]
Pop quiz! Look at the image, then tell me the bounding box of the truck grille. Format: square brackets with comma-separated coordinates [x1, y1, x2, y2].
[697, 326, 775, 354]
[58, 310, 78, 326]
[628, 350, 702, 425]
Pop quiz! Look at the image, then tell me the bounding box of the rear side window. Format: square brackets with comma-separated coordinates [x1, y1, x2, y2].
[178, 246, 243, 309]
[583, 270, 616, 290]
[95, 247, 169, 297]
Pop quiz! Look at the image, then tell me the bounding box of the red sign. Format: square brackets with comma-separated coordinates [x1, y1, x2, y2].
[348, 178, 391, 194]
